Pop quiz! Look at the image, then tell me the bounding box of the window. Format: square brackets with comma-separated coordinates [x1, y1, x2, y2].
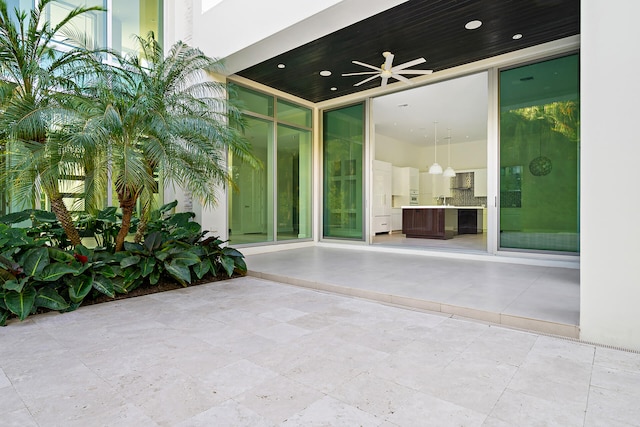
[228, 86, 313, 245]
[322, 103, 365, 240]
[499, 54, 580, 253]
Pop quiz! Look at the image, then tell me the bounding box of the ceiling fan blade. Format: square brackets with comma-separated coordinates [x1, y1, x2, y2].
[354, 74, 381, 86]
[392, 57, 427, 71]
[383, 53, 394, 71]
[381, 76, 389, 87]
[392, 74, 413, 84]
[352, 60, 382, 71]
[342, 71, 379, 76]
[397, 69, 433, 75]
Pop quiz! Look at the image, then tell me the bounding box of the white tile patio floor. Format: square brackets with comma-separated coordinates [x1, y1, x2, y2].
[246, 246, 581, 338]
[2, 271, 640, 426]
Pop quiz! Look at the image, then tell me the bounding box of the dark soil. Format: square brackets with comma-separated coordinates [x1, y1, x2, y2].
[81, 272, 244, 306]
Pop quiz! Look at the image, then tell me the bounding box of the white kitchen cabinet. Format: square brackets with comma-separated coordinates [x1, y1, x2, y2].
[473, 168, 488, 197]
[391, 208, 402, 231]
[373, 160, 392, 233]
[392, 166, 419, 195]
[432, 174, 451, 198]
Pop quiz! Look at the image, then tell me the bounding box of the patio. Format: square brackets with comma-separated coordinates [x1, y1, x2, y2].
[246, 246, 581, 338]
[2, 271, 639, 426]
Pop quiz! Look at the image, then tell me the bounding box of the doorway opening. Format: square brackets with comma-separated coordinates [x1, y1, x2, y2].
[371, 72, 488, 253]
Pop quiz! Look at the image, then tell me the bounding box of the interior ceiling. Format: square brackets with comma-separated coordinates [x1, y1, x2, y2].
[235, 0, 580, 104]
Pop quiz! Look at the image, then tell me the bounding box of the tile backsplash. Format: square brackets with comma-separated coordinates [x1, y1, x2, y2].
[443, 174, 487, 207]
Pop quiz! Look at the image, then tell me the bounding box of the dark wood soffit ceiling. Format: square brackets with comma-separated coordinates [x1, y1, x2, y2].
[235, 0, 580, 103]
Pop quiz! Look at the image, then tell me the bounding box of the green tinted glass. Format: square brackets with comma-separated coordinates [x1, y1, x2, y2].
[277, 99, 311, 127]
[228, 117, 274, 244]
[277, 125, 312, 241]
[499, 54, 580, 252]
[323, 103, 364, 240]
[234, 86, 274, 117]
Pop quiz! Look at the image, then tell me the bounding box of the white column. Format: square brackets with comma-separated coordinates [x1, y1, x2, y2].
[580, 1, 640, 351]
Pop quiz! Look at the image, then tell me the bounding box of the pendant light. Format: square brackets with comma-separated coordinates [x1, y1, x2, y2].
[442, 128, 456, 178]
[428, 121, 443, 174]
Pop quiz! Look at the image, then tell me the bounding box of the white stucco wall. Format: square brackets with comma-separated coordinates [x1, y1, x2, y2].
[580, 1, 640, 350]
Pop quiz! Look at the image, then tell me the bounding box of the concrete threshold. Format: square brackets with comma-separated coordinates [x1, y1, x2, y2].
[247, 270, 580, 340]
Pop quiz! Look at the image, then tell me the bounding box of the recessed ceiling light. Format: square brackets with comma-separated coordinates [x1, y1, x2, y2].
[465, 20, 482, 30]
[319, 70, 332, 77]
[277, 63, 285, 69]
[512, 33, 523, 40]
[330, 87, 337, 91]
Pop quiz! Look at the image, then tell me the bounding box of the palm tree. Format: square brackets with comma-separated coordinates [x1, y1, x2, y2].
[79, 33, 257, 251]
[0, 0, 104, 246]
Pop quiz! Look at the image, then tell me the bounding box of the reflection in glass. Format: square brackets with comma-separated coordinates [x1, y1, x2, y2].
[277, 125, 312, 240]
[499, 54, 580, 252]
[228, 117, 274, 245]
[112, 0, 162, 56]
[323, 104, 364, 240]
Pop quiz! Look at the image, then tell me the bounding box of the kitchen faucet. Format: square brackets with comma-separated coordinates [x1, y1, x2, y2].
[441, 196, 447, 206]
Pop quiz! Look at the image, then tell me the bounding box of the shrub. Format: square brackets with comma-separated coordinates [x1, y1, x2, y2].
[0, 201, 247, 325]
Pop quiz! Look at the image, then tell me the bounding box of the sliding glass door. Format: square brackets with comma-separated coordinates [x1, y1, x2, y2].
[499, 54, 580, 253]
[322, 103, 365, 240]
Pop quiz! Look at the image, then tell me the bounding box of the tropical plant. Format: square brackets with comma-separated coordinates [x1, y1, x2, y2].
[0, 0, 105, 246]
[0, 223, 117, 325]
[0, 201, 247, 325]
[76, 32, 257, 251]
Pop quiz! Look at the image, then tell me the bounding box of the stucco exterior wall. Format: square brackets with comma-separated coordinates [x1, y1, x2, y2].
[580, 1, 640, 351]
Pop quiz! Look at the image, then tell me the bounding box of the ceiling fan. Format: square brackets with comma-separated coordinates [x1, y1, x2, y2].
[342, 51, 433, 87]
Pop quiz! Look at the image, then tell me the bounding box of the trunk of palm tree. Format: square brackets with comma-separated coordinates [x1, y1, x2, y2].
[133, 205, 149, 243]
[49, 192, 82, 247]
[114, 195, 137, 252]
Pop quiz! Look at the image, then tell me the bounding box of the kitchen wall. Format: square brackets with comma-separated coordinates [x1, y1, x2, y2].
[418, 138, 487, 172]
[374, 133, 423, 168]
[376, 133, 487, 173]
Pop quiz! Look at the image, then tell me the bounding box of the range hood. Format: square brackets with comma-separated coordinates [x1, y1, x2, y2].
[453, 172, 473, 189]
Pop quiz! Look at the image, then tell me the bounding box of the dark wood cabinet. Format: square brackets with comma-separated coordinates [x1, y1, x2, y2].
[402, 208, 448, 239]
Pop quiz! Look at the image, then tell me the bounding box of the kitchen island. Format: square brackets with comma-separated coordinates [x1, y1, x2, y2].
[401, 206, 484, 239]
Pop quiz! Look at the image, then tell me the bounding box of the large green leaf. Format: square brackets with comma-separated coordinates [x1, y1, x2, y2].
[159, 200, 178, 214]
[222, 247, 244, 258]
[0, 308, 9, 326]
[193, 258, 212, 279]
[122, 268, 141, 285]
[149, 268, 161, 285]
[234, 256, 247, 273]
[120, 255, 141, 268]
[166, 212, 195, 228]
[92, 277, 115, 298]
[3, 277, 27, 293]
[68, 275, 93, 303]
[0, 269, 16, 286]
[220, 255, 236, 277]
[47, 248, 75, 263]
[139, 257, 156, 277]
[21, 247, 50, 277]
[32, 210, 58, 223]
[4, 288, 36, 321]
[35, 288, 70, 311]
[96, 264, 116, 278]
[165, 260, 191, 286]
[38, 263, 78, 281]
[0, 211, 32, 225]
[144, 231, 164, 252]
[171, 250, 200, 266]
[123, 242, 144, 252]
[97, 206, 118, 222]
